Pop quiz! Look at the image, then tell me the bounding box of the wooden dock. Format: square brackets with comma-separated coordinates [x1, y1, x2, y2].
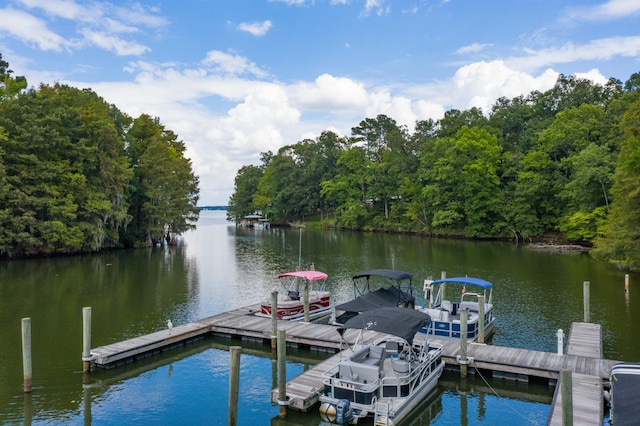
[546, 322, 607, 426]
[89, 305, 619, 424]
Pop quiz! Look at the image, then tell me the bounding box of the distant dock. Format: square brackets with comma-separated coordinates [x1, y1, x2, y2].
[88, 304, 619, 424]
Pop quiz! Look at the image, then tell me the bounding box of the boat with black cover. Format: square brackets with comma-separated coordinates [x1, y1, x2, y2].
[319, 307, 444, 425]
[332, 269, 415, 325]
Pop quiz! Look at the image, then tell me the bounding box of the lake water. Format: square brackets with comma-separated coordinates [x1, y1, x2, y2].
[1, 210, 637, 425]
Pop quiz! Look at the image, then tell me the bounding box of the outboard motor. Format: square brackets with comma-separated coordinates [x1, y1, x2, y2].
[335, 399, 353, 425]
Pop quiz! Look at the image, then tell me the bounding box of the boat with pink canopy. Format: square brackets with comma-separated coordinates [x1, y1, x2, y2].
[256, 270, 332, 321]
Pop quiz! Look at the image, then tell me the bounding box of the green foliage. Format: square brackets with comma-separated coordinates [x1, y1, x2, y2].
[227, 69, 640, 268]
[593, 97, 640, 268]
[0, 55, 199, 255]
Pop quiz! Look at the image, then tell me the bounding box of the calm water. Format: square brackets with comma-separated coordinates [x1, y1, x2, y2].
[1, 210, 638, 425]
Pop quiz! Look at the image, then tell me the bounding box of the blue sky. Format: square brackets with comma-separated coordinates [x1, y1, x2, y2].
[1, 0, 640, 205]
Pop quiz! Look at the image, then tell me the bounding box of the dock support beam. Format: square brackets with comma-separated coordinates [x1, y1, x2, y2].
[458, 308, 469, 377]
[583, 281, 590, 323]
[22, 318, 32, 393]
[228, 346, 241, 426]
[277, 328, 288, 418]
[477, 295, 485, 344]
[271, 291, 278, 350]
[303, 283, 310, 322]
[560, 369, 573, 426]
[82, 307, 92, 372]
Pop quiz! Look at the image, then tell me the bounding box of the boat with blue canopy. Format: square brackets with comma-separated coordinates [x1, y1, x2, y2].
[416, 276, 495, 340]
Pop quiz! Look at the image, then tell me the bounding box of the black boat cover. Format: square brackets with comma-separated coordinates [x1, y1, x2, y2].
[334, 286, 414, 313]
[352, 269, 413, 282]
[610, 362, 640, 425]
[338, 307, 430, 345]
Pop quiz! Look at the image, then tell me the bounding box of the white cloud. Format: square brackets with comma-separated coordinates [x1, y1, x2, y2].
[16, 0, 92, 20]
[237, 20, 272, 37]
[508, 35, 640, 72]
[80, 29, 150, 56]
[362, 0, 390, 16]
[290, 74, 369, 109]
[565, 0, 640, 21]
[455, 42, 493, 55]
[0, 8, 70, 51]
[202, 50, 269, 78]
[449, 60, 559, 112]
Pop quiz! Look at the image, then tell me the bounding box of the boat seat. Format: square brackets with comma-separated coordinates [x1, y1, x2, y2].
[439, 310, 450, 322]
[391, 358, 410, 374]
[287, 290, 300, 300]
[441, 300, 452, 312]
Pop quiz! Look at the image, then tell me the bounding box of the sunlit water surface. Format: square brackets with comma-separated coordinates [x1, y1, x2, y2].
[1, 210, 638, 425]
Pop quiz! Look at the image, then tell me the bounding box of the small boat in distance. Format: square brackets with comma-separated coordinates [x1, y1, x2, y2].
[319, 307, 444, 425]
[332, 269, 415, 325]
[256, 270, 332, 321]
[417, 276, 495, 340]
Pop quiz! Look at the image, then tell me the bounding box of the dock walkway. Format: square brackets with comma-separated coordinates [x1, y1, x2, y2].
[89, 305, 618, 424]
[546, 322, 607, 426]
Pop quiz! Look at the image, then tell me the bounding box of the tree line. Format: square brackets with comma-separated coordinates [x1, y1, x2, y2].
[228, 72, 640, 270]
[0, 54, 200, 257]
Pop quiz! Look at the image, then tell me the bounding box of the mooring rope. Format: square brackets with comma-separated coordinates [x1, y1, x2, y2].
[472, 365, 543, 425]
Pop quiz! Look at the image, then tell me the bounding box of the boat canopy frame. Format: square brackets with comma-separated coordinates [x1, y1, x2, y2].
[423, 276, 493, 309]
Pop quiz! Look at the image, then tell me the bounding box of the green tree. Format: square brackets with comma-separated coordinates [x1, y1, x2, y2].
[123, 115, 199, 247]
[592, 98, 640, 268]
[0, 54, 27, 100]
[227, 164, 264, 222]
[0, 84, 132, 255]
[418, 126, 502, 236]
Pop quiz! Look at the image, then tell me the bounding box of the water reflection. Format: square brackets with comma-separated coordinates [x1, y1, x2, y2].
[1, 210, 638, 425]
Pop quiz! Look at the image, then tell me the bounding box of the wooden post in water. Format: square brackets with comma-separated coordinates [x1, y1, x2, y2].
[459, 308, 469, 377]
[82, 307, 92, 373]
[477, 295, 485, 344]
[277, 328, 288, 418]
[625, 274, 630, 293]
[557, 329, 564, 355]
[228, 346, 241, 426]
[441, 271, 447, 298]
[560, 369, 573, 426]
[303, 283, 310, 322]
[22, 318, 32, 393]
[271, 291, 278, 350]
[583, 281, 590, 323]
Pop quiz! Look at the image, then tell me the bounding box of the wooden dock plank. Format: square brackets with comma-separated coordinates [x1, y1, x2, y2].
[547, 373, 602, 426]
[89, 304, 618, 423]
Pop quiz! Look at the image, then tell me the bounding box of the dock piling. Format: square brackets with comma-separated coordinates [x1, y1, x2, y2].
[303, 284, 310, 322]
[277, 328, 288, 418]
[625, 274, 629, 293]
[21, 317, 32, 393]
[271, 291, 278, 350]
[477, 295, 485, 344]
[583, 281, 590, 323]
[82, 307, 92, 372]
[560, 369, 573, 426]
[228, 346, 241, 426]
[557, 329, 564, 355]
[458, 308, 469, 377]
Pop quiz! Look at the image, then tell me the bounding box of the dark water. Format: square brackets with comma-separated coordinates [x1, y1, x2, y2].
[1, 210, 637, 425]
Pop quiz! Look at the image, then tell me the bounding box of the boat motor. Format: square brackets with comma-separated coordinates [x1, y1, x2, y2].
[335, 399, 353, 425]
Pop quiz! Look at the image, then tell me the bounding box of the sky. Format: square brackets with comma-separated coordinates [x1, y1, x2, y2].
[1, 0, 640, 206]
